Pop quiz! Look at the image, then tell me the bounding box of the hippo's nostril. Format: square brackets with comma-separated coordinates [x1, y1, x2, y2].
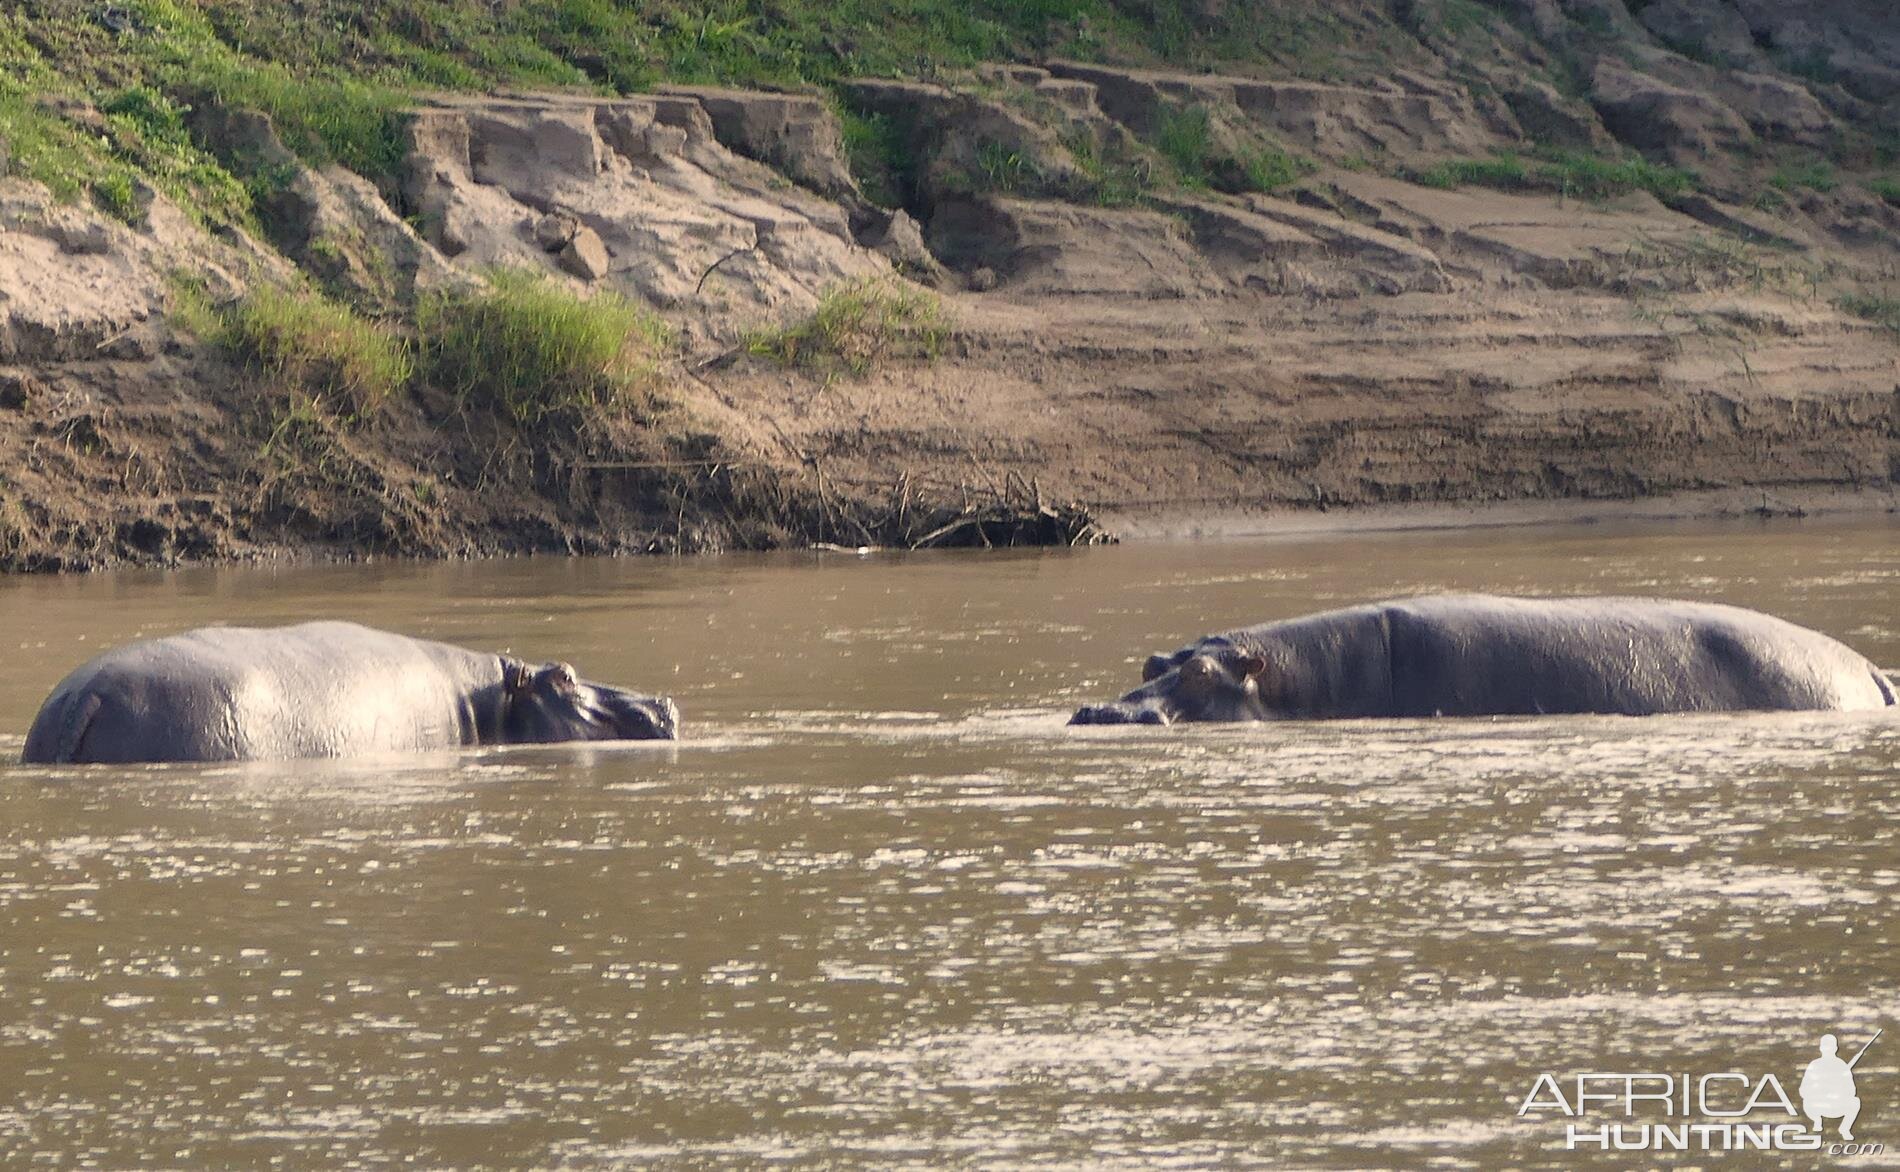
[613, 696, 680, 740]
[1070, 704, 1166, 726]
[654, 698, 681, 740]
[630, 698, 679, 741]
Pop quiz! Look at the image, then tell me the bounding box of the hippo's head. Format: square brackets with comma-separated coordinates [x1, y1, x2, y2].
[1069, 643, 1270, 726]
[502, 661, 680, 742]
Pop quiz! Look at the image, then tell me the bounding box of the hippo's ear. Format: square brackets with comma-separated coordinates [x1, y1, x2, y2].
[1234, 653, 1268, 680]
[1142, 653, 1174, 682]
[503, 659, 535, 695]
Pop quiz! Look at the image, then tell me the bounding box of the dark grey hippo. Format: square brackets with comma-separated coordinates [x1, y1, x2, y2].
[22, 621, 679, 764]
[1070, 594, 1896, 725]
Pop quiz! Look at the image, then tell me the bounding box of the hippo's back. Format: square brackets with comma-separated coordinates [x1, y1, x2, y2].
[1379, 594, 1893, 716]
[22, 622, 492, 764]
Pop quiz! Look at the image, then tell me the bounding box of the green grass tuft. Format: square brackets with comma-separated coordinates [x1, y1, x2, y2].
[1542, 149, 1695, 199]
[418, 268, 672, 425]
[1066, 132, 1156, 207]
[1770, 160, 1837, 193]
[212, 285, 414, 419]
[1871, 177, 1900, 207]
[840, 107, 910, 207]
[975, 140, 1041, 193]
[745, 279, 947, 375]
[1836, 293, 1900, 337]
[90, 171, 144, 223]
[1410, 148, 1694, 200]
[101, 85, 185, 139]
[1148, 103, 1311, 194]
[1414, 153, 1530, 190]
[166, 272, 225, 339]
[1239, 146, 1312, 193]
[1779, 45, 1838, 84]
[1153, 104, 1219, 188]
[1430, 0, 1495, 37]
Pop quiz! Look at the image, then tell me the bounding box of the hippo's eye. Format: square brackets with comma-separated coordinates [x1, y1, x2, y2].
[1178, 657, 1219, 691]
[540, 663, 581, 695]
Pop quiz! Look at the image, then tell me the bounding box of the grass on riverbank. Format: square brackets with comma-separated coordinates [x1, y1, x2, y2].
[744, 280, 948, 375]
[174, 268, 674, 429]
[1837, 292, 1900, 336]
[1410, 148, 1697, 201]
[1153, 104, 1313, 194]
[417, 268, 674, 425]
[174, 280, 413, 420]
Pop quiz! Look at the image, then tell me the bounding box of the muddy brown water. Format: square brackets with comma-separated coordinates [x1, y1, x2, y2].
[0, 519, 1895, 1168]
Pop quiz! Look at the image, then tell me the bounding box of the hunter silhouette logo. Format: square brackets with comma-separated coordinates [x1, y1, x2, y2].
[1804, 1031, 1878, 1141]
[1518, 1028, 1884, 1154]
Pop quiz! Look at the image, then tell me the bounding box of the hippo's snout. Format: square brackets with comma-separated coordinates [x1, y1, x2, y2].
[638, 696, 682, 741]
[1069, 703, 1170, 727]
[598, 690, 680, 741]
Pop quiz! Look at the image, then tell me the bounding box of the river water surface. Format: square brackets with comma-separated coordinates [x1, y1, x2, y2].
[0, 519, 1895, 1168]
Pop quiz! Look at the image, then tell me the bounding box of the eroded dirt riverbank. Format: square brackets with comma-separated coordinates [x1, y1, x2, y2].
[5, 5, 1899, 570]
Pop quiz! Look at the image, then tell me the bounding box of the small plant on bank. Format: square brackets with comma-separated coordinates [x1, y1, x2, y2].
[840, 107, 910, 207]
[976, 140, 1040, 193]
[1239, 146, 1313, 193]
[224, 287, 413, 419]
[1779, 46, 1839, 85]
[176, 280, 412, 421]
[1836, 293, 1900, 337]
[744, 279, 947, 375]
[1155, 104, 1219, 188]
[1418, 0, 1496, 39]
[1871, 177, 1900, 207]
[1151, 103, 1312, 195]
[1544, 149, 1696, 199]
[1409, 148, 1694, 200]
[166, 271, 224, 339]
[1064, 132, 1156, 207]
[417, 267, 672, 425]
[1769, 160, 1838, 194]
[1413, 153, 1530, 190]
[90, 170, 143, 223]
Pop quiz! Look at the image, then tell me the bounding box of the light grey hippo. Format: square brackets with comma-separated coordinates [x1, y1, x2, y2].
[1070, 594, 1896, 725]
[22, 621, 679, 763]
